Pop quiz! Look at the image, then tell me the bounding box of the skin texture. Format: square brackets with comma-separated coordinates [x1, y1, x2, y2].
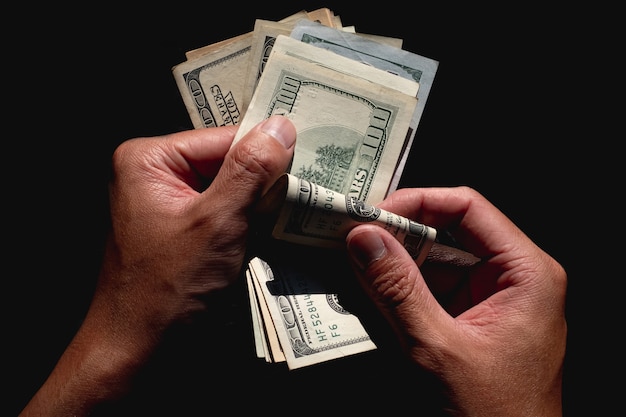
[19, 116, 566, 417]
[345, 187, 567, 416]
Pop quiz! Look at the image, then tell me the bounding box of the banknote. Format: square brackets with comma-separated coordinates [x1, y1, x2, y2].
[233, 35, 419, 204]
[258, 173, 437, 266]
[242, 20, 301, 112]
[245, 268, 270, 360]
[246, 265, 286, 363]
[247, 255, 376, 370]
[177, 8, 341, 119]
[170, 9, 444, 368]
[172, 32, 252, 128]
[258, 173, 481, 267]
[233, 34, 419, 366]
[289, 19, 439, 192]
[242, 19, 404, 111]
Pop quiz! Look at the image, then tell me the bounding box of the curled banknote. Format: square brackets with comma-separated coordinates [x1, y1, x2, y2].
[258, 173, 480, 267]
[258, 173, 436, 265]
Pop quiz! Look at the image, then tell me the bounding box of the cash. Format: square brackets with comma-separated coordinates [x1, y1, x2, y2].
[233, 34, 419, 204]
[172, 32, 252, 128]
[258, 173, 437, 266]
[289, 19, 439, 192]
[172, 7, 439, 369]
[246, 255, 377, 369]
[172, 8, 342, 128]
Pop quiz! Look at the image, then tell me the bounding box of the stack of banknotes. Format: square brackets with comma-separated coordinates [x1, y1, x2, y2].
[172, 7, 439, 369]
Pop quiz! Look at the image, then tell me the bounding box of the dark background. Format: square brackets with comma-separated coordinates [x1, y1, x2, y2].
[9, 2, 607, 415]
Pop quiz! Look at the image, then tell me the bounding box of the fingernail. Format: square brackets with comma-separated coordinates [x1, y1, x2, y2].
[347, 229, 387, 271]
[260, 115, 296, 149]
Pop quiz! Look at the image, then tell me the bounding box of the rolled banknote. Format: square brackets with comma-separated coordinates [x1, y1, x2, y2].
[257, 173, 480, 267]
[257, 173, 436, 265]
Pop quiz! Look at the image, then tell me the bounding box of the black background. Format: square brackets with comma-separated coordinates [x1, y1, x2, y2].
[8, 1, 608, 415]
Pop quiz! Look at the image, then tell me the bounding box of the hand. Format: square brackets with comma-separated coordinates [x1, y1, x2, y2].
[345, 186, 567, 417]
[20, 115, 296, 417]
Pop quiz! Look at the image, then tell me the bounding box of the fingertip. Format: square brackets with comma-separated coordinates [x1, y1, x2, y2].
[346, 226, 388, 272]
[259, 115, 296, 149]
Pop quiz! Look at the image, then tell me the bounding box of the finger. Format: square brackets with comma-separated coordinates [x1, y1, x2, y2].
[205, 115, 296, 214]
[378, 186, 527, 258]
[346, 224, 450, 355]
[379, 187, 563, 308]
[168, 125, 239, 180]
[111, 126, 240, 193]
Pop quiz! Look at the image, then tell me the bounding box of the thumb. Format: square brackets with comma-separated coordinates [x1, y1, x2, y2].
[346, 224, 449, 354]
[209, 115, 296, 211]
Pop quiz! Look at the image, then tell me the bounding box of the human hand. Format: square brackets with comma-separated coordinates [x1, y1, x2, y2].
[98, 114, 296, 331]
[345, 186, 567, 416]
[19, 115, 296, 416]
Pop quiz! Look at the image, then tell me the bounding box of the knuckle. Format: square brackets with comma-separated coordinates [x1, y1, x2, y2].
[368, 260, 418, 306]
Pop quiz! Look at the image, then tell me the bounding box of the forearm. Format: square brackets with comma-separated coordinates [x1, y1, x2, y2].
[20, 318, 146, 417]
[19, 306, 157, 417]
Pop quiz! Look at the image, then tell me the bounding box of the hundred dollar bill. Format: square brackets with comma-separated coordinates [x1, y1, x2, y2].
[258, 173, 481, 268]
[258, 173, 437, 266]
[245, 269, 270, 361]
[233, 35, 419, 204]
[242, 19, 405, 111]
[172, 32, 252, 128]
[242, 20, 302, 111]
[289, 19, 439, 192]
[246, 264, 286, 363]
[247, 255, 377, 370]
